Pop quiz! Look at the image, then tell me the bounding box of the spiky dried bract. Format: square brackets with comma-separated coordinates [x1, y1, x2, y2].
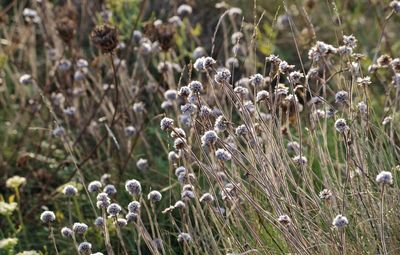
[91, 24, 119, 53]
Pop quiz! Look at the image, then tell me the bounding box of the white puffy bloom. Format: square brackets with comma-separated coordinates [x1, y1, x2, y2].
[292, 155, 307, 165]
[148, 190, 162, 202]
[343, 35, 357, 49]
[249, 73, 264, 87]
[125, 179, 142, 195]
[214, 68, 231, 84]
[278, 214, 291, 225]
[63, 185, 78, 197]
[177, 232, 192, 242]
[376, 171, 393, 185]
[201, 130, 218, 146]
[199, 193, 214, 203]
[334, 118, 349, 133]
[215, 148, 232, 161]
[177, 4, 192, 16]
[19, 74, 33, 85]
[256, 90, 270, 102]
[160, 117, 174, 131]
[332, 214, 348, 228]
[136, 158, 149, 172]
[40, 211, 55, 224]
[382, 116, 393, 126]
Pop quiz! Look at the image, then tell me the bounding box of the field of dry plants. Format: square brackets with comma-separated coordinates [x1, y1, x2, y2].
[0, 0, 400, 254]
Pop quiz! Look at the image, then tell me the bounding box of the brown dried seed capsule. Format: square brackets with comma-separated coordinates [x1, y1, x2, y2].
[91, 24, 119, 53]
[56, 17, 76, 44]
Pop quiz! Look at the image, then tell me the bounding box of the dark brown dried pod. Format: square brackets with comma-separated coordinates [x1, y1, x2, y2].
[56, 17, 76, 44]
[143, 21, 158, 42]
[91, 24, 119, 53]
[156, 24, 175, 51]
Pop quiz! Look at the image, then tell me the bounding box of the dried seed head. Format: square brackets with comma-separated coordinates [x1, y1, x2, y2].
[215, 148, 232, 161]
[115, 218, 127, 228]
[94, 217, 105, 227]
[128, 201, 141, 213]
[188, 80, 203, 93]
[342, 35, 357, 49]
[63, 184, 78, 197]
[124, 126, 137, 137]
[377, 54, 392, 68]
[91, 24, 119, 53]
[103, 184, 117, 195]
[292, 155, 307, 166]
[73, 222, 88, 235]
[125, 179, 142, 195]
[56, 17, 76, 44]
[148, 191, 162, 202]
[356, 76, 371, 87]
[181, 190, 195, 200]
[332, 214, 348, 228]
[278, 214, 291, 225]
[107, 203, 122, 217]
[214, 68, 231, 84]
[178, 86, 191, 97]
[199, 193, 214, 203]
[177, 232, 192, 242]
[319, 189, 333, 200]
[214, 116, 228, 133]
[201, 130, 218, 146]
[136, 158, 149, 172]
[160, 117, 174, 131]
[61, 227, 73, 238]
[125, 212, 138, 223]
[78, 242, 92, 254]
[177, 4, 193, 16]
[235, 124, 248, 136]
[335, 91, 349, 104]
[334, 118, 349, 133]
[174, 200, 186, 209]
[40, 211, 55, 224]
[376, 171, 393, 185]
[390, 1, 400, 13]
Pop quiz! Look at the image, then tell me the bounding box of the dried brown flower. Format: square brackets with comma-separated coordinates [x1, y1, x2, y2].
[56, 17, 76, 44]
[91, 24, 119, 53]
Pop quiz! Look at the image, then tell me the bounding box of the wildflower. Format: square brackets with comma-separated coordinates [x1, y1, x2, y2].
[214, 115, 228, 133]
[376, 171, 393, 185]
[334, 118, 349, 133]
[124, 126, 136, 137]
[148, 191, 162, 202]
[343, 35, 357, 48]
[226, 57, 239, 69]
[0, 202, 17, 216]
[356, 76, 371, 87]
[161, 101, 173, 110]
[203, 57, 216, 69]
[194, 57, 205, 71]
[94, 217, 104, 227]
[335, 91, 348, 104]
[103, 184, 117, 195]
[382, 116, 392, 125]
[288, 71, 304, 84]
[266, 54, 282, 65]
[125, 213, 138, 223]
[173, 137, 186, 150]
[63, 106, 76, 116]
[164, 89, 178, 101]
[6, 176, 26, 189]
[199, 193, 214, 203]
[308, 41, 337, 62]
[174, 201, 186, 209]
[78, 242, 92, 254]
[278, 214, 291, 225]
[19, 74, 33, 85]
[279, 61, 295, 73]
[96, 193, 110, 209]
[63, 185, 77, 197]
[181, 190, 195, 200]
[23, 8, 40, 23]
[128, 201, 141, 213]
[168, 151, 180, 163]
[234, 86, 249, 97]
[358, 101, 367, 114]
[52, 126, 65, 137]
[319, 189, 333, 200]
[215, 148, 232, 161]
[73, 222, 88, 235]
[338, 46, 352, 56]
[377, 54, 392, 68]
[40, 211, 56, 224]
[168, 15, 182, 26]
[201, 130, 218, 146]
[125, 179, 142, 196]
[136, 158, 149, 172]
[58, 59, 72, 71]
[115, 218, 127, 228]
[87, 181, 101, 193]
[107, 203, 122, 217]
[160, 117, 174, 131]
[91, 24, 119, 53]
[292, 155, 307, 165]
[181, 103, 197, 115]
[171, 128, 186, 139]
[391, 58, 400, 73]
[287, 141, 300, 154]
[215, 68, 231, 84]
[390, 1, 400, 13]
[177, 233, 192, 242]
[332, 214, 348, 228]
[193, 47, 206, 59]
[177, 4, 192, 16]
[178, 86, 191, 97]
[248, 73, 264, 87]
[256, 90, 270, 102]
[188, 80, 203, 93]
[393, 73, 400, 87]
[235, 124, 248, 136]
